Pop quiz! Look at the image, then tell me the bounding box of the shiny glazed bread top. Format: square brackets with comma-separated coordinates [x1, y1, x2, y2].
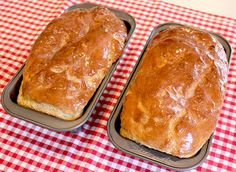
[120, 26, 228, 158]
[17, 7, 127, 120]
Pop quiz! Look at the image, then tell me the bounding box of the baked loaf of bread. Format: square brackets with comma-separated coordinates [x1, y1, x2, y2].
[120, 26, 228, 158]
[17, 7, 127, 120]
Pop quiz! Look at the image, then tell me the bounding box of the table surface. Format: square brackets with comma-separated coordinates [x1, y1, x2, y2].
[163, 0, 236, 19]
[0, 0, 236, 171]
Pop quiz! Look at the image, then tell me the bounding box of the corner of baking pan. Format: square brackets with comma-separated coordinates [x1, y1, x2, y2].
[1, 65, 24, 115]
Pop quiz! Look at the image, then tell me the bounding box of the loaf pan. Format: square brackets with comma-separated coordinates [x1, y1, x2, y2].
[107, 23, 231, 170]
[1, 3, 136, 132]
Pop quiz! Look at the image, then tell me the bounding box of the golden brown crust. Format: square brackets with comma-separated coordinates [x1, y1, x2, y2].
[120, 26, 228, 158]
[17, 7, 127, 120]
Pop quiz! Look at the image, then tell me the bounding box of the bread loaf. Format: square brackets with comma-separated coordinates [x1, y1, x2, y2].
[17, 7, 127, 120]
[120, 26, 228, 158]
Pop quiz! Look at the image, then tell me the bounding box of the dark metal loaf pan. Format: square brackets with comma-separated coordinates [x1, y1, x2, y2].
[107, 23, 231, 170]
[1, 3, 136, 132]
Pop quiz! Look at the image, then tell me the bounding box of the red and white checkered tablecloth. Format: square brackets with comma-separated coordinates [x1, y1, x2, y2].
[0, 0, 235, 171]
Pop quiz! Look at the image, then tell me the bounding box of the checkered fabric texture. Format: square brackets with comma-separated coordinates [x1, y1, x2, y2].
[0, 0, 236, 171]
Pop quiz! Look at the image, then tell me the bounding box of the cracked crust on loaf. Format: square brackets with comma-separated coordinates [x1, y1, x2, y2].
[120, 26, 228, 158]
[17, 7, 127, 120]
